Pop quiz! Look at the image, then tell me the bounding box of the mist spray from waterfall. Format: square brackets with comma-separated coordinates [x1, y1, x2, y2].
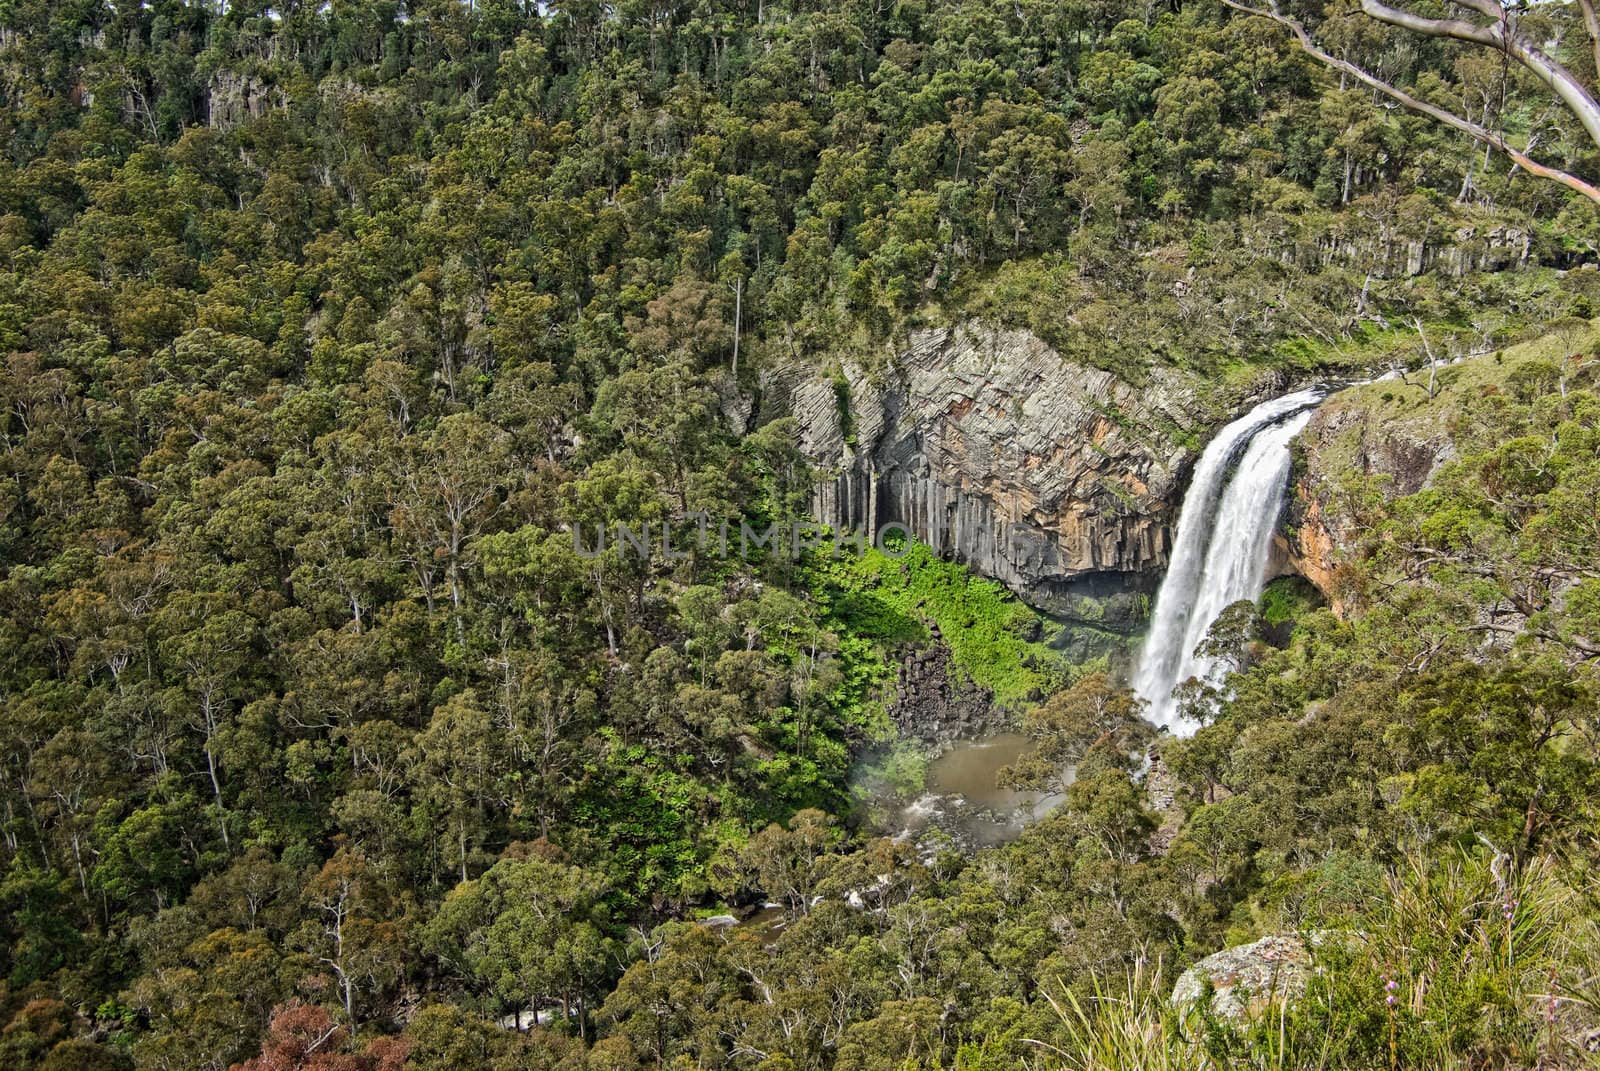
[1133, 389, 1327, 735]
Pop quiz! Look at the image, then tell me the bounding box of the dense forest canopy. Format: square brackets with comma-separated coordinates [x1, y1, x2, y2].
[2, 0, 1600, 1067]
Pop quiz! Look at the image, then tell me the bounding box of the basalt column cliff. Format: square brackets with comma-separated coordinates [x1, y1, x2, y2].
[788, 324, 1264, 649]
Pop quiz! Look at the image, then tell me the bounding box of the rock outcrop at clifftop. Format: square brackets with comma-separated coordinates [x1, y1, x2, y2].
[790, 324, 1260, 636]
[1289, 383, 1457, 608]
[1269, 222, 1532, 279]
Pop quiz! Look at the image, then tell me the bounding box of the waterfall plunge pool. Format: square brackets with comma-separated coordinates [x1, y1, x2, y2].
[856, 733, 1069, 850]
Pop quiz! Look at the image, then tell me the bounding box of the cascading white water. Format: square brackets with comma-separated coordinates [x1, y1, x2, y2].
[1133, 389, 1327, 735]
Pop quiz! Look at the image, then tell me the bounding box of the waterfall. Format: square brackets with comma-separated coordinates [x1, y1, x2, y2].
[1133, 389, 1327, 735]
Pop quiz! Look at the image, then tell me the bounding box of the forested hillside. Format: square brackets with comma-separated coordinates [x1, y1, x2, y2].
[2, 0, 1600, 1067]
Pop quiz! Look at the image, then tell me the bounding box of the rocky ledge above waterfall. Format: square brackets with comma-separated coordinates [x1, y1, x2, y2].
[1287, 376, 1459, 611]
[786, 323, 1285, 636]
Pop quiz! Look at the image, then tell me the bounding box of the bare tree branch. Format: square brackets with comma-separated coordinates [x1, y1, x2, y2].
[1578, 0, 1600, 85]
[1220, 0, 1600, 206]
[1403, 0, 1600, 150]
[1359, 0, 1498, 48]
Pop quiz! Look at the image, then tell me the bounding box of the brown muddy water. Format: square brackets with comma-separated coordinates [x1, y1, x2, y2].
[700, 735, 1067, 935]
[894, 733, 1067, 847]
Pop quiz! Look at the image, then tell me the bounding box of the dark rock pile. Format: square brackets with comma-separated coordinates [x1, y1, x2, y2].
[887, 624, 1010, 746]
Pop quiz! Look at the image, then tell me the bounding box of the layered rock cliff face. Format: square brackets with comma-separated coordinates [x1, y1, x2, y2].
[788, 324, 1272, 645]
[206, 71, 285, 130]
[1267, 222, 1532, 279]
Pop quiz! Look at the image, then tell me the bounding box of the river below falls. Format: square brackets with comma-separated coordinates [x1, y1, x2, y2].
[887, 733, 1067, 848]
[702, 734, 1065, 936]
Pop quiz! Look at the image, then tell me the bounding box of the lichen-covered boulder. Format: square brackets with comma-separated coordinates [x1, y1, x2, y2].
[1170, 934, 1311, 1020]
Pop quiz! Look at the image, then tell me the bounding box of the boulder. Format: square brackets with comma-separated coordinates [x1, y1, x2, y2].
[1170, 934, 1311, 1020]
[887, 631, 1008, 745]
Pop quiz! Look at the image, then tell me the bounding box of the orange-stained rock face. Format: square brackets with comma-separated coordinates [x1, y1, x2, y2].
[1290, 493, 1346, 616]
[1284, 391, 1455, 616]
